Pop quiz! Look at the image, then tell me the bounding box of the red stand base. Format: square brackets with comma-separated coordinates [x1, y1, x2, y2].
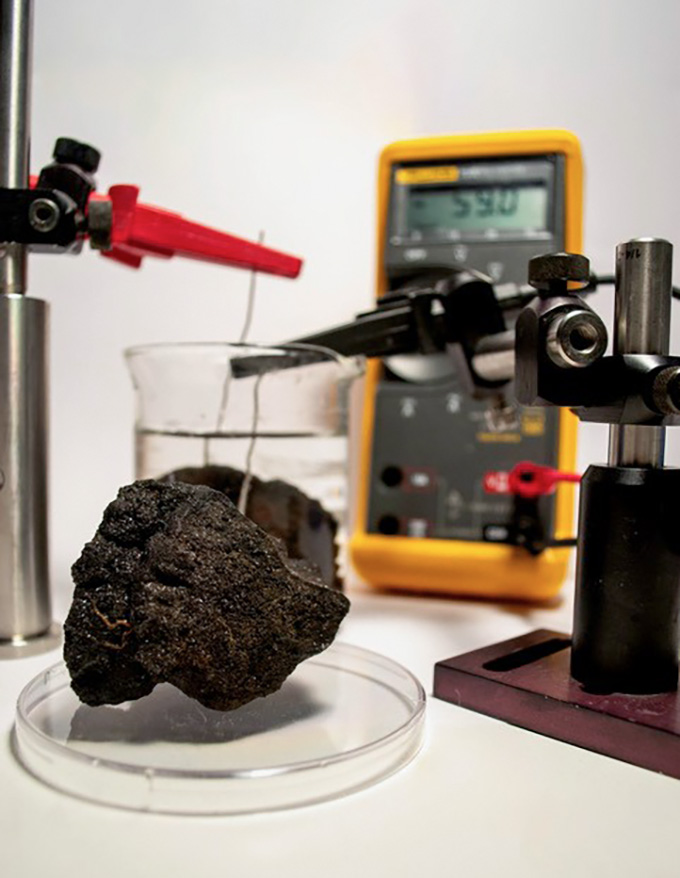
[434, 629, 680, 779]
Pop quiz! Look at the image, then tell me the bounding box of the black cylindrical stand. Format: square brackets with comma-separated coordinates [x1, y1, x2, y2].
[571, 464, 680, 694]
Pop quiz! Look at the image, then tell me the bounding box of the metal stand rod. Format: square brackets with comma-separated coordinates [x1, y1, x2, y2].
[572, 237, 678, 693]
[0, 0, 59, 656]
[608, 238, 673, 467]
[0, 0, 31, 295]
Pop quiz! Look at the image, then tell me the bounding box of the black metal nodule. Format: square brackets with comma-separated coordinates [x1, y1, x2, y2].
[571, 464, 680, 694]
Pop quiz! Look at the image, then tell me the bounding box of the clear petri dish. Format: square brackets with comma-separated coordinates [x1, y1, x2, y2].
[14, 642, 425, 815]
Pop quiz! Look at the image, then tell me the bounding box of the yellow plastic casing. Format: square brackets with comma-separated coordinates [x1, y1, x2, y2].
[350, 130, 583, 601]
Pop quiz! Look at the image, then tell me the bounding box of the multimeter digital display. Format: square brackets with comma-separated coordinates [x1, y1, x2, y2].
[397, 159, 553, 239]
[406, 183, 549, 235]
[350, 131, 583, 601]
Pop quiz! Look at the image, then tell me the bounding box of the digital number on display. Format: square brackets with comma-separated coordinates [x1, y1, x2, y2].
[407, 184, 548, 234]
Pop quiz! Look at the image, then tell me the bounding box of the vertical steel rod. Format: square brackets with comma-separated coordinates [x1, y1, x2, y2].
[0, 0, 31, 295]
[608, 238, 673, 467]
[0, 0, 59, 656]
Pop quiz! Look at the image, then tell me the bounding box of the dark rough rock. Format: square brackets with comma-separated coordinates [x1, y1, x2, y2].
[63, 480, 350, 711]
[160, 464, 341, 589]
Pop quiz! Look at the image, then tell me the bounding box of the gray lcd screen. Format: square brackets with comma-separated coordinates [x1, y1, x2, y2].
[407, 184, 548, 234]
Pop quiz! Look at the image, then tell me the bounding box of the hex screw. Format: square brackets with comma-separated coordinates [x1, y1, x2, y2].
[28, 197, 60, 233]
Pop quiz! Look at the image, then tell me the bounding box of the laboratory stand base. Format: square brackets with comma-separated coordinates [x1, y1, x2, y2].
[0, 623, 61, 660]
[434, 629, 680, 780]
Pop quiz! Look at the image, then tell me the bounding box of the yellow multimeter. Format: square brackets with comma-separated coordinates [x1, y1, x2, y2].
[350, 130, 583, 601]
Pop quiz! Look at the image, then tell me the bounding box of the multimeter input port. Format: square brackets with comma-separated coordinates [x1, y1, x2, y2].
[381, 465, 403, 488]
[377, 515, 400, 535]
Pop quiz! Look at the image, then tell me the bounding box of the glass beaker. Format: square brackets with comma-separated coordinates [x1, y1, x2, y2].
[125, 343, 362, 588]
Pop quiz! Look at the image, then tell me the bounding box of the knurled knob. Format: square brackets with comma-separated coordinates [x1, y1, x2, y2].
[53, 137, 101, 173]
[528, 252, 590, 292]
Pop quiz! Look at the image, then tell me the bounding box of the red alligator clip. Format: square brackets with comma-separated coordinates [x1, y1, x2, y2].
[483, 461, 581, 500]
[29, 174, 302, 277]
[95, 185, 302, 276]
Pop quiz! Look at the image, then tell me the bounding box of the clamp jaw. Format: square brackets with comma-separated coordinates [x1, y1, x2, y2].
[291, 265, 524, 398]
[0, 137, 303, 277]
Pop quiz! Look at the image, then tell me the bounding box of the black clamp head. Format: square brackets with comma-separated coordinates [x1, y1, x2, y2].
[0, 137, 107, 253]
[529, 252, 590, 296]
[36, 138, 102, 214]
[53, 138, 101, 174]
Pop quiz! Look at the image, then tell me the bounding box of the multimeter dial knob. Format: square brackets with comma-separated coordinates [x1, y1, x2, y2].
[529, 252, 590, 293]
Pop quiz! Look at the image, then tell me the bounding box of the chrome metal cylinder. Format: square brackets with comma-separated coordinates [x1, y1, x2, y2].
[0, 0, 58, 656]
[608, 425, 666, 468]
[614, 238, 673, 354]
[0, 0, 32, 295]
[608, 238, 673, 467]
[0, 295, 58, 654]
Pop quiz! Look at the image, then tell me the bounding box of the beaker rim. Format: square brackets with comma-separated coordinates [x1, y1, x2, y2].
[124, 341, 363, 377]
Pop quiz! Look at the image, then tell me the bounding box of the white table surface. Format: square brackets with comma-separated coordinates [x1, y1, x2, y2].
[2, 580, 680, 878]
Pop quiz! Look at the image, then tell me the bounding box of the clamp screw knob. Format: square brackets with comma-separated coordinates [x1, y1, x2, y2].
[652, 366, 680, 415]
[528, 252, 590, 293]
[53, 138, 101, 174]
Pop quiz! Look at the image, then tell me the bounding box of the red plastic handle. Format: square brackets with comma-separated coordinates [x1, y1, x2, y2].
[99, 185, 302, 276]
[483, 461, 581, 499]
[29, 176, 303, 277]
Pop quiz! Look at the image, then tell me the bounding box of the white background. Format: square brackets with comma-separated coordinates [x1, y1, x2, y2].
[27, 0, 680, 595]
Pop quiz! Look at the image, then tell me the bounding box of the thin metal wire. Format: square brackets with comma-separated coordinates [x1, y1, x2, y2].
[238, 230, 265, 343]
[237, 372, 263, 514]
[236, 230, 266, 511]
[203, 230, 265, 466]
